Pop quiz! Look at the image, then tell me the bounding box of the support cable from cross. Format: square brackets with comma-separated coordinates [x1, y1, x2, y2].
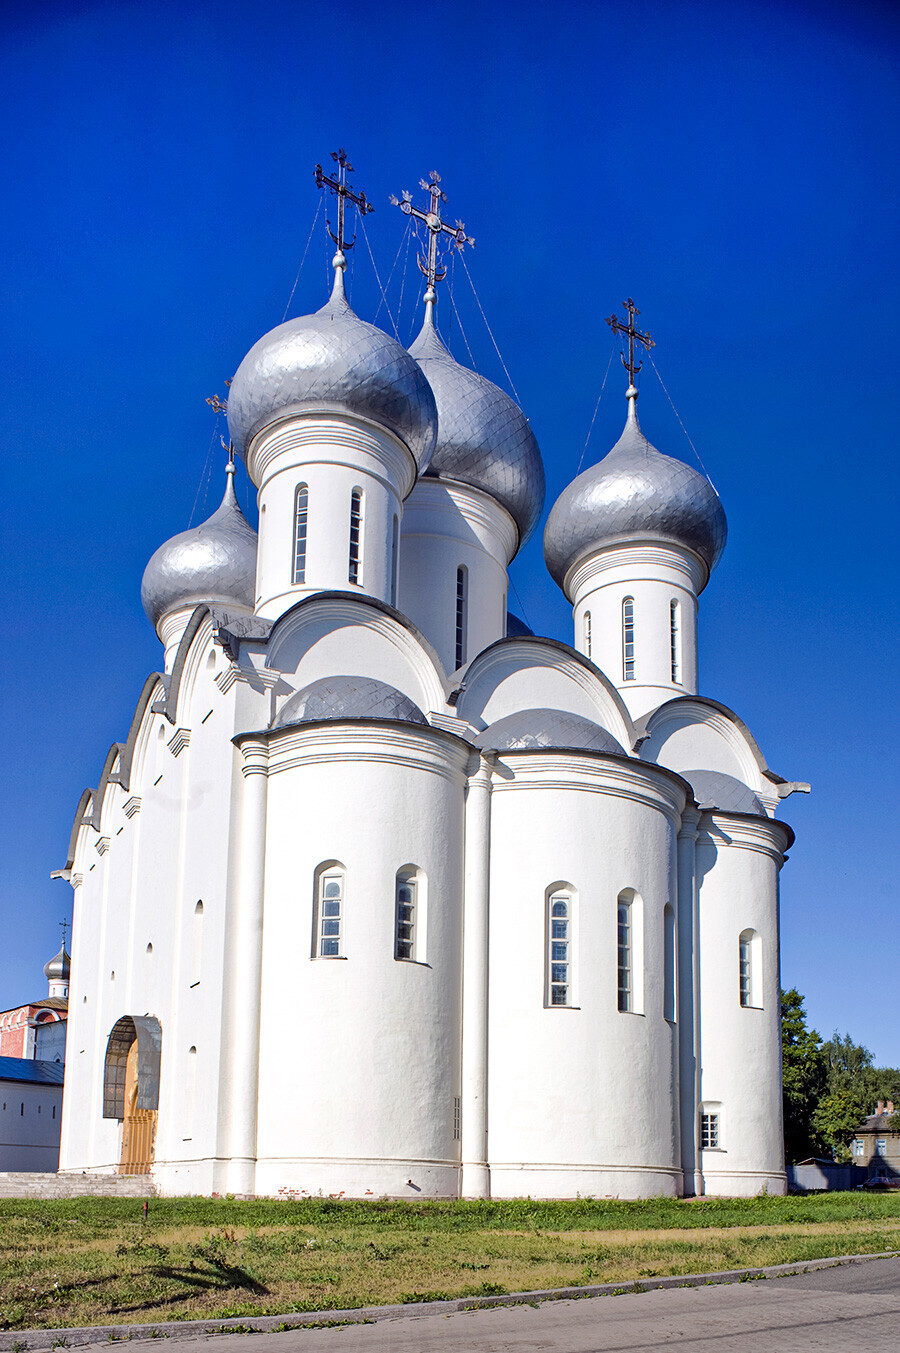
[605, 298, 655, 404]
[390, 171, 474, 314]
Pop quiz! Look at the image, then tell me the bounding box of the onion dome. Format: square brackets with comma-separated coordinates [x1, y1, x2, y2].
[544, 396, 727, 591]
[43, 944, 70, 984]
[475, 708, 625, 755]
[227, 258, 437, 473]
[141, 464, 258, 630]
[273, 675, 428, 729]
[409, 308, 545, 549]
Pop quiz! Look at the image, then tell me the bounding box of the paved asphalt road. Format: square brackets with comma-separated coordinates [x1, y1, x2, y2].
[75, 1256, 900, 1353]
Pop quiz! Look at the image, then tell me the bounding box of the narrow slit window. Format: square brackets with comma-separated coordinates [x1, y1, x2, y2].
[584, 610, 592, 658]
[739, 935, 751, 1006]
[292, 484, 309, 584]
[617, 897, 632, 1010]
[455, 566, 468, 668]
[623, 597, 635, 681]
[663, 904, 676, 1022]
[670, 599, 681, 683]
[316, 869, 344, 958]
[547, 891, 572, 1006]
[395, 874, 417, 960]
[390, 514, 399, 607]
[348, 488, 363, 585]
[739, 929, 761, 1007]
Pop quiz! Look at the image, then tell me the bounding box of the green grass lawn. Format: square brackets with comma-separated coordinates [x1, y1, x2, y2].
[1, 1193, 899, 1331]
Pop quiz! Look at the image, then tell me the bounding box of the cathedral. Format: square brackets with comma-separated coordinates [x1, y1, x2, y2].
[56, 167, 804, 1199]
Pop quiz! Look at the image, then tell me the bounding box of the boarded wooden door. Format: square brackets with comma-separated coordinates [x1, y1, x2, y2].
[119, 1038, 157, 1174]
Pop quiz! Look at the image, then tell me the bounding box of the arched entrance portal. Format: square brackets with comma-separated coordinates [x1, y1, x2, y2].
[103, 1016, 162, 1175]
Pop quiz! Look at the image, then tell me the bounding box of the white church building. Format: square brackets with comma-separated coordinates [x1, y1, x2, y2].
[56, 182, 805, 1199]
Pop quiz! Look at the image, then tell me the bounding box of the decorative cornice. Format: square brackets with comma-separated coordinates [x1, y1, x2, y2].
[167, 728, 191, 757]
[491, 751, 688, 824]
[248, 411, 417, 503]
[95, 836, 110, 856]
[123, 796, 142, 819]
[699, 811, 794, 861]
[257, 720, 471, 784]
[567, 539, 706, 600]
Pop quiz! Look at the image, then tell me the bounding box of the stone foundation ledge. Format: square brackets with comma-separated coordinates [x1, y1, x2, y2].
[0, 1172, 156, 1198]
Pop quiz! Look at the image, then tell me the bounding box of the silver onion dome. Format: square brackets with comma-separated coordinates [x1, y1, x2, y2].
[227, 264, 437, 473]
[409, 311, 545, 549]
[273, 675, 428, 729]
[544, 402, 727, 591]
[475, 708, 625, 754]
[43, 945, 71, 983]
[141, 467, 258, 629]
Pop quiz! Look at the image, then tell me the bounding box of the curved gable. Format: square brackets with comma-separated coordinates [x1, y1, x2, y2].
[637, 696, 807, 808]
[454, 638, 635, 748]
[264, 593, 450, 717]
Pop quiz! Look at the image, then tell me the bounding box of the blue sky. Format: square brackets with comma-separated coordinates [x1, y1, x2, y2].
[2, 0, 898, 1064]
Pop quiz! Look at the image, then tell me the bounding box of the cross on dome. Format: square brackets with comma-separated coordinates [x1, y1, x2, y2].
[605, 298, 655, 404]
[315, 149, 373, 264]
[390, 171, 474, 309]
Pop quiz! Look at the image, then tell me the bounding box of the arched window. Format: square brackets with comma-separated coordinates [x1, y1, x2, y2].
[584, 610, 592, 659]
[313, 863, 345, 958]
[455, 566, 468, 669]
[622, 597, 635, 681]
[617, 889, 643, 1012]
[739, 929, 762, 1007]
[546, 885, 575, 1007]
[670, 599, 681, 684]
[663, 904, 676, 1022]
[395, 866, 425, 962]
[292, 484, 309, 585]
[348, 488, 363, 585]
[390, 514, 399, 607]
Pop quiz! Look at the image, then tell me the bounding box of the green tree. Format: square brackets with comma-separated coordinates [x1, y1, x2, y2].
[781, 988, 827, 1163]
[812, 1089, 867, 1161]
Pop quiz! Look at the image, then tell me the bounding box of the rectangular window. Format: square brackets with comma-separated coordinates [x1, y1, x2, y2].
[317, 872, 343, 957]
[547, 892, 571, 1006]
[390, 514, 399, 607]
[348, 488, 363, 585]
[584, 610, 592, 659]
[453, 1096, 461, 1141]
[623, 597, 635, 681]
[670, 599, 681, 683]
[875, 1138, 887, 1156]
[853, 1139, 865, 1156]
[701, 1113, 719, 1149]
[292, 484, 308, 584]
[395, 877, 416, 960]
[739, 936, 752, 1007]
[455, 566, 467, 668]
[617, 900, 632, 1011]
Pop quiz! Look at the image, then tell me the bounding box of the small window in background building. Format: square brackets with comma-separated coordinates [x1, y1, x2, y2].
[853, 1139, 864, 1156]
[701, 1113, 719, 1149]
[875, 1138, 887, 1156]
[623, 597, 635, 680]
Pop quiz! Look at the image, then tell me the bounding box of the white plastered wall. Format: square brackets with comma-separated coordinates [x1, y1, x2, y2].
[485, 753, 686, 1198]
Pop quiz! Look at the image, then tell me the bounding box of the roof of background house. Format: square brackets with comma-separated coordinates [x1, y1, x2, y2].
[0, 1057, 65, 1086]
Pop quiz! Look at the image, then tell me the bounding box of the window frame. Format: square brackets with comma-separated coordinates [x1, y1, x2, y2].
[738, 928, 762, 1008]
[395, 867, 420, 962]
[617, 889, 643, 1013]
[701, 1111, 721, 1150]
[292, 483, 309, 585]
[348, 488, 363, 586]
[670, 598, 681, 684]
[545, 884, 576, 1008]
[455, 565, 468, 669]
[584, 609, 592, 659]
[313, 864, 346, 959]
[622, 597, 635, 681]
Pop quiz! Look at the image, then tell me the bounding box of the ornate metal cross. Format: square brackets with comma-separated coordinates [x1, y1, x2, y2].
[60, 918, 69, 950]
[390, 171, 474, 294]
[605, 298, 655, 385]
[314, 149, 372, 253]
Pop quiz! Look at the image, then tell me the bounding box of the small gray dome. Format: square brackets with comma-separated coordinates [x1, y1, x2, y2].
[475, 708, 625, 754]
[409, 313, 545, 548]
[682, 769, 765, 815]
[141, 470, 258, 630]
[273, 675, 428, 729]
[43, 945, 70, 983]
[544, 405, 727, 590]
[228, 268, 437, 473]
